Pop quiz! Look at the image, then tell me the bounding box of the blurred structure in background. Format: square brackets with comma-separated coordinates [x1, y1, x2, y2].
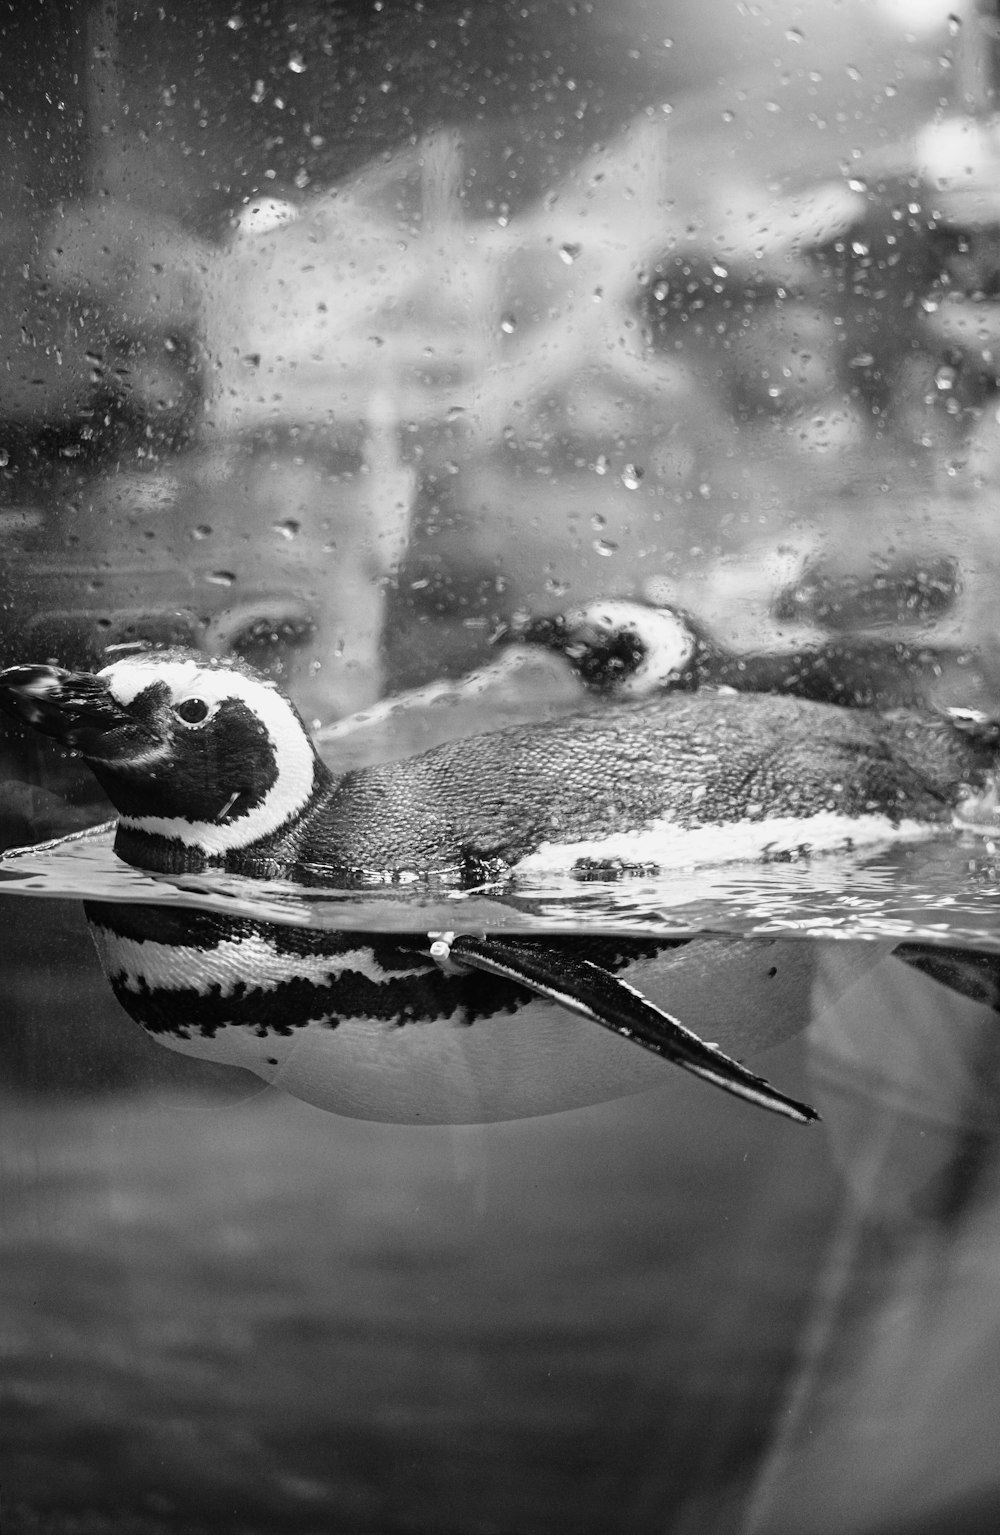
[3, 0, 1000, 780]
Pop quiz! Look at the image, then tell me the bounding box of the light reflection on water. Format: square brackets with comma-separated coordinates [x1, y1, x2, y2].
[3, 821, 1000, 952]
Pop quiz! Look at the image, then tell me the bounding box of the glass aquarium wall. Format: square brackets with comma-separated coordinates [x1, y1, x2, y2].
[5, 3, 1000, 1534]
[4, 0, 998, 741]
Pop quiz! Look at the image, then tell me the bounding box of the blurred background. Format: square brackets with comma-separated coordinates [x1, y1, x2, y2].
[6, 2, 1000, 1532]
[5, 0, 1000, 750]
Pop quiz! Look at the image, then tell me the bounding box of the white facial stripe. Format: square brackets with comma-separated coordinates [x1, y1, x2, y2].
[89, 924, 429, 995]
[512, 811, 938, 873]
[570, 601, 696, 694]
[619, 609, 696, 695]
[102, 656, 205, 705]
[99, 655, 319, 854]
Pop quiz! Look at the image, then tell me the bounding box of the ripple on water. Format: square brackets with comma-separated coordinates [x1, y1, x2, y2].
[2, 823, 1000, 952]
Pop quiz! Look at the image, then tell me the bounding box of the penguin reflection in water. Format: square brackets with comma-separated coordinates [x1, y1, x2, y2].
[2, 648, 996, 1127]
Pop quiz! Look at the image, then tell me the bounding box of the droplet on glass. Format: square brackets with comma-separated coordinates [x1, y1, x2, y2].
[0, 448, 9, 467]
[191, 524, 212, 540]
[593, 539, 619, 557]
[559, 243, 582, 264]
[593, 454, 610, 476]
[250, 80, 266, 105]
[288, 52, 306, 73]
[206, 570, 237, 587]
[273, 519, 300, 540]
[621, 464, 644, 489]
[934, 364, 958, 392]
[500, 313, 517, 335]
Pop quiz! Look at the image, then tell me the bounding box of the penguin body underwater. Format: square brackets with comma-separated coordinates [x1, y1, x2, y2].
[2, 647, 996, 1127]
[506, 596, 975, 710]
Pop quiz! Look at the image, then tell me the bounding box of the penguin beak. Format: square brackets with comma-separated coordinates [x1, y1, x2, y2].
[0, 664, 160, 760]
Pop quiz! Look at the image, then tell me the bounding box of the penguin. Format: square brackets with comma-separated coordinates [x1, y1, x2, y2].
[0, 648, 994, 1127]
[504, 596, 976, 710]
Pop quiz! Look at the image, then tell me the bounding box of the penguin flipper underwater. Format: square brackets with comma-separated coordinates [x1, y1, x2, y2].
[430, 931, 819, 1124]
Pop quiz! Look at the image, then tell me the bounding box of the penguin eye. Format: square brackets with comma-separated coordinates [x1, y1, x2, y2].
[173, 696, 212, 726]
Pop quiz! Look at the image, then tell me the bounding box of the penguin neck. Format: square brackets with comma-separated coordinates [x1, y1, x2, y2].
[110, 754, 337, 876]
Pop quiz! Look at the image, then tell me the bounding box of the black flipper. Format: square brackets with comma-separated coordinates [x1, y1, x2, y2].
[432, 933, 819, 1125]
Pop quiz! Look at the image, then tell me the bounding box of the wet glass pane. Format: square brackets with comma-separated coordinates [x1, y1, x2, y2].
[3, 1, 1000, 1532]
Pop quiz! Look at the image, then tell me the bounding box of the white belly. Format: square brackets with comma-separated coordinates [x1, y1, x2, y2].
[88, 917, 892, 1123]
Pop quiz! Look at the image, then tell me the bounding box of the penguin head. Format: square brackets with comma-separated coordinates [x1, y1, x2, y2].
[506, 598, 706, 697]
[0, 648, 326, 862]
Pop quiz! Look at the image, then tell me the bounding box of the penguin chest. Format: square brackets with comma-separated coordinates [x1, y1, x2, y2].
[81, 902, 671, 1122]
[80, 902, 850, 1125]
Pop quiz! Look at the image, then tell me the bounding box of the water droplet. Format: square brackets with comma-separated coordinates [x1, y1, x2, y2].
[621, 464, 644, 489]
[446, 405, 466, 422]
[0, 448, 9, 467]
[191, 524, 212, 540]
[273, 519, 300, 540]
[250, 80, 266, 105]
[288, 52, 306, 73]
[559, 243, 582, 264]
[935, 364, 958, 392]
[500, 313, 517, 335]
[226, 14, 243, 29]
[947, 13, 962, 35]
[593, 454, 610, 476]
[593, 539, 619, 557]
[206, 570, 236, 587]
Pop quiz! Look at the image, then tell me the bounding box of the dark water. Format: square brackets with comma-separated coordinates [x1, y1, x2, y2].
[3, 832, 1000, 1533]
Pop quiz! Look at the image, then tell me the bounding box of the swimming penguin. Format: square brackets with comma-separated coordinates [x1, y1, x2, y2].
[0, 649, 993, 1127]
[505, 596, 974, 710]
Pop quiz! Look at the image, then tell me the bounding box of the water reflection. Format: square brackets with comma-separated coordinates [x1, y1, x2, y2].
[5, 823, 1000, 950]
